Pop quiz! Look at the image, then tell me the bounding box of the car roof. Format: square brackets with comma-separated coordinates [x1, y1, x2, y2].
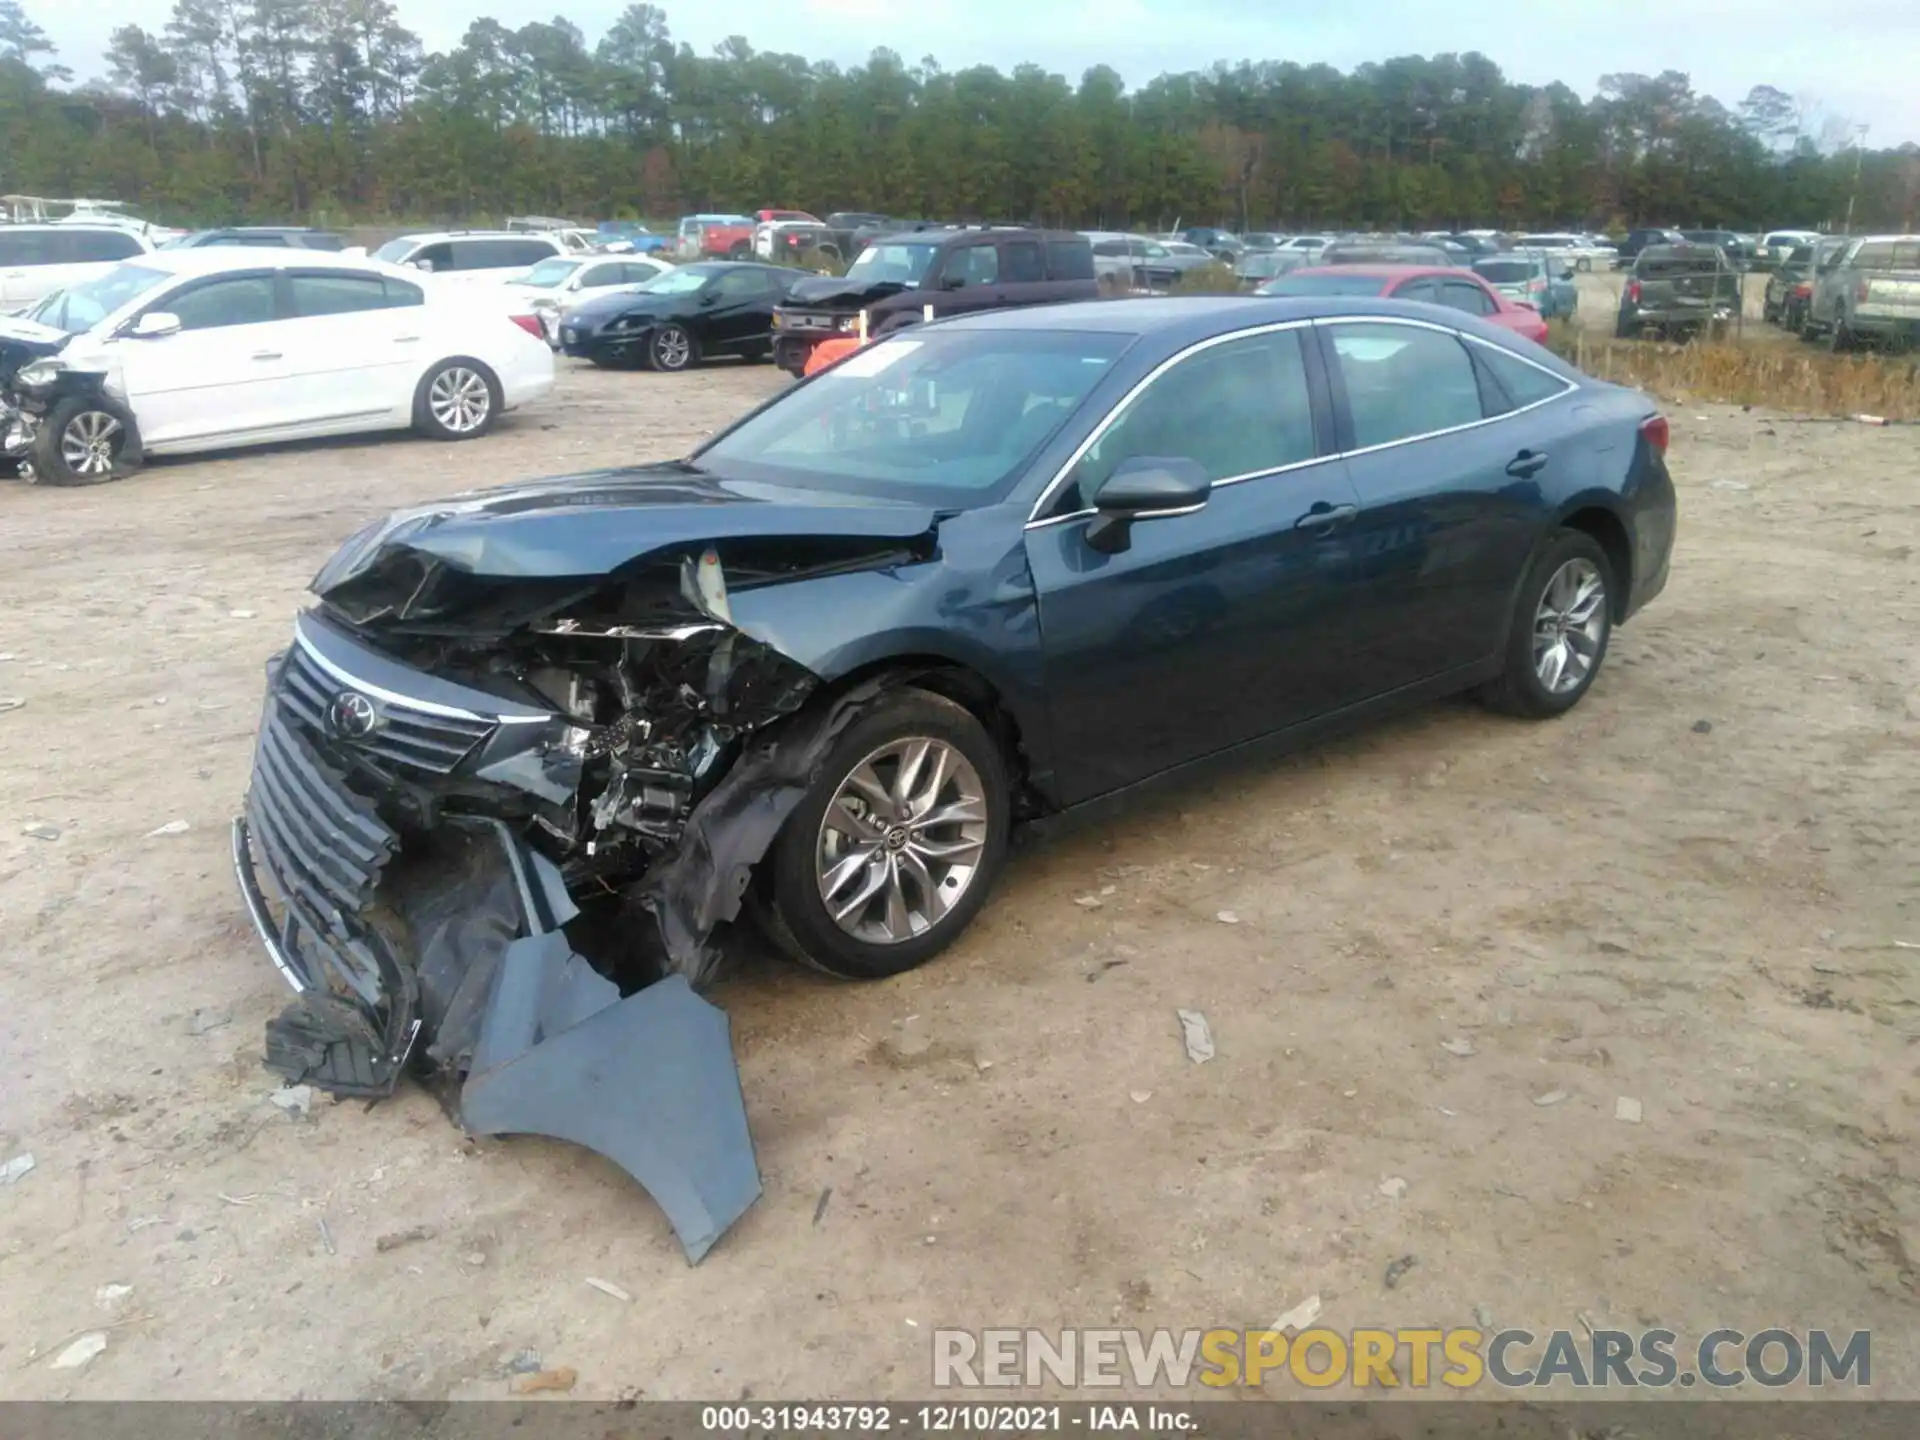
[0, 222, 149, 236]
[107, 248, 420, 279]
[388, 230, 558, 244]
[1286, 264, 1478, 280]
[938, 293, 1531, 344]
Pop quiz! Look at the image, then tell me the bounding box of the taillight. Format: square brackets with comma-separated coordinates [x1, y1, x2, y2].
[1793, 283, 1811, 298]
[1626, 280, 1642, 304]
[509, 314, 543, 339]
[1640, 414, 1669, 457]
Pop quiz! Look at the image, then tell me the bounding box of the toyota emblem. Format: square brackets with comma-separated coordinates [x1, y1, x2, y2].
[328, 691, 379, 739]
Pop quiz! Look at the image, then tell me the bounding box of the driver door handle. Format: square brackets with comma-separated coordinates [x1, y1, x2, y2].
[1506, 449, 1549, 478]
[251, 350, 283, 361]
[1295, 502, 1357, 534]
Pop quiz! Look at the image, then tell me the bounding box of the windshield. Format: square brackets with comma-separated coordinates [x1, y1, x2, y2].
[845, 243, 940, 286]
[1474, 260, 1537, 284]
[515, 258, 582, 288]
[695, 329, 1132, 505]
[25, 263, 173, 334]
[636, 266, 714, 295]
[373, 238, 417, 264]
[1256, 273, 1391, 296]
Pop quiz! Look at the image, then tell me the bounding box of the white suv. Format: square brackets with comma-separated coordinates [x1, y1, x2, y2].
[0, 225, 157, 311]
[370, 231, 568, 286]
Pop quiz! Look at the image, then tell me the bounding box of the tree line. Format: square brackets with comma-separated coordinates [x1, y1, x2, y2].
[0, 0, 1916, 233]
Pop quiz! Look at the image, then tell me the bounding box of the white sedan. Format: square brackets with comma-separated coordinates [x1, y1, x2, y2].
[1, 249, 554, 485]
[506, 253, 673, 344]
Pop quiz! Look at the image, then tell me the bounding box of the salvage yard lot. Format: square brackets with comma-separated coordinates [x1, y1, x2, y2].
[2, 359, 1916, 1399]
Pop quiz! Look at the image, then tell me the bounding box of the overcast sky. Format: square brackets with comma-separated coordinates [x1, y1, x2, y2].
[42, 0, 1919, 145]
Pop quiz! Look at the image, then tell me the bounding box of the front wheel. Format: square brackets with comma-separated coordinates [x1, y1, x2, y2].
[1477, 531, 1614, 719]
[413, 359, 500, 440]
[25, 393, 143, 486]
[760, 688, 1011, 980]
[649, 323, 698, 373]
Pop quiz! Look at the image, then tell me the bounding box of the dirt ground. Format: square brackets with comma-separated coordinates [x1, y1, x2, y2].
[1, 356, 1916, 1402]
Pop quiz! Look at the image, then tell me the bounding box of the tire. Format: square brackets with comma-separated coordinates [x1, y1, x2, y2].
[649, 322, 699, 373]
[1613, 318, 1639, 340]
[1576, 257, 1592, 273]
[759, 687, 1011, 981]
[728, 241, 750, 258]
[1476, 530, 1614, 720]
[24, 393, 143, 486]
[1829, 315, 1855, 353]
[412, 358, 501, 440]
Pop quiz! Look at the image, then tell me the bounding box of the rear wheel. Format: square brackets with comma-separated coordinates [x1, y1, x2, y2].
[1829, 314, 1856, 353]
[413, 359, 500, 440]
[25, 394, 143, 486]
[759, 688, 1011, 980]
[1477, 530, 1614, 720]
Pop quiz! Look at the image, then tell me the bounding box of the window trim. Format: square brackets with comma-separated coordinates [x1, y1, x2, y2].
[1316, 316, 1576, 461]
[1024, 318, 1328, 529]
[126, 267, 282, 334]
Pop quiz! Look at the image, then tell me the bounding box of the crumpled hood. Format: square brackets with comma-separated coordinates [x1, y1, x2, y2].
[782, 275, 911, 310]
[0, 314, 72, 386]
[313, 464, 939, 598]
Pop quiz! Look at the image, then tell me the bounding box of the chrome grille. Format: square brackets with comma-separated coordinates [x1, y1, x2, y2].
[241, 709, 397, 1002]
[277, 641, 494, 775]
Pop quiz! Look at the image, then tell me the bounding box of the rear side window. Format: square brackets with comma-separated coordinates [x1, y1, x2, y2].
[288, 272, 413, 315]
[1438, 280, 1494, 316]
[1852, 242, 1920, 268]
[1331, 323, 1484, 449]
[58, 230, 146, 263]
[1002, 241, 1044, 283]
[1091, 240, 1128, 258]
[1046, 240, 1094, 280]
[163, 275, 278, 330]
[451, 238, 556, 270]
[209, 232, 288, 247]
[0, 231, 49, 265]
[1475, 345, 1573, 411]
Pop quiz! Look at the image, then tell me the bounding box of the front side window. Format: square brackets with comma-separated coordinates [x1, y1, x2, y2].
[945, 245, 999, 286]
[715, 267, 774, 298]
[452, 238, 555, 270]
[696, 329, 1129, 506]
[1331, 323, 1484, 449]
[1068, 329, 1318, 506]
[208, 232, 288, 247]
[519, 257, 582, 288]
[161, 275, 278, 331]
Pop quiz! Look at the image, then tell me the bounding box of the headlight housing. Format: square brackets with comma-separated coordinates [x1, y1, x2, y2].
[15, 358, 66, 390]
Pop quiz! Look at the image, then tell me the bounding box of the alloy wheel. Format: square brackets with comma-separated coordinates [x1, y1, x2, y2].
[428, 367, 491, 433]
[1532, 558, 1607, 694]
[815, 736, 989, 945]
[61, 409, 123, 477]
[654, 327, 691, 370]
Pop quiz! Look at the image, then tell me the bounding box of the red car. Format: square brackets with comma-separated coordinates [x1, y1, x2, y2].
[1258, 265, 1550, 345]
[755, 208, 820, 224]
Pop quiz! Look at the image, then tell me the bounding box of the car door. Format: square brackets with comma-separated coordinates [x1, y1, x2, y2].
[278, 269, 427, 425]
[1318, 317, 1565, 689]
[698, 267, 780, 351]
[113, 269, 302, 447]
[1023, 323, 1369, 804]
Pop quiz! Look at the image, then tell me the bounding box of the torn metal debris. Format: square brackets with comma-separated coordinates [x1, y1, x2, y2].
[232, 506, 934, 1261]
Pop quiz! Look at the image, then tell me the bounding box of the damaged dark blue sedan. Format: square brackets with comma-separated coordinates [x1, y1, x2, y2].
[233, 297, 1675, 1261]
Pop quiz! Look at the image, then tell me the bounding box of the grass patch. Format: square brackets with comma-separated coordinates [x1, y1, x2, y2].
[1171, 262, 1239, 295]
[1550, 325, 1920, 420]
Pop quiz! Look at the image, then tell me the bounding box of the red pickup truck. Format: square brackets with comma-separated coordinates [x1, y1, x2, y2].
[675, 213, 757, 259]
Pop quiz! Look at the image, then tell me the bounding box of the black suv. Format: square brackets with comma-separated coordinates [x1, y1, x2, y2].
[772, 227, 1098, 375]
[1613, 227, 1686, 268]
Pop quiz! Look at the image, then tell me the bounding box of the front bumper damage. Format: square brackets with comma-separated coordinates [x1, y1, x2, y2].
[229, 557, 881, 1262]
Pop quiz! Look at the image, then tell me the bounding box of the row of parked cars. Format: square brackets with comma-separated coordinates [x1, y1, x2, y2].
[1761, 233, 1920, 350]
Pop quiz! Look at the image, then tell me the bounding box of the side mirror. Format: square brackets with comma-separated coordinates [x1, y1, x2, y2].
[129, 311, 181, 339]
[940, 274, 967, 291]
[698, 290, 717, 306]
[1086, 457, 1211, 554]
[412, 258, 436, 272]
[1561, 267, 1576, 281]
